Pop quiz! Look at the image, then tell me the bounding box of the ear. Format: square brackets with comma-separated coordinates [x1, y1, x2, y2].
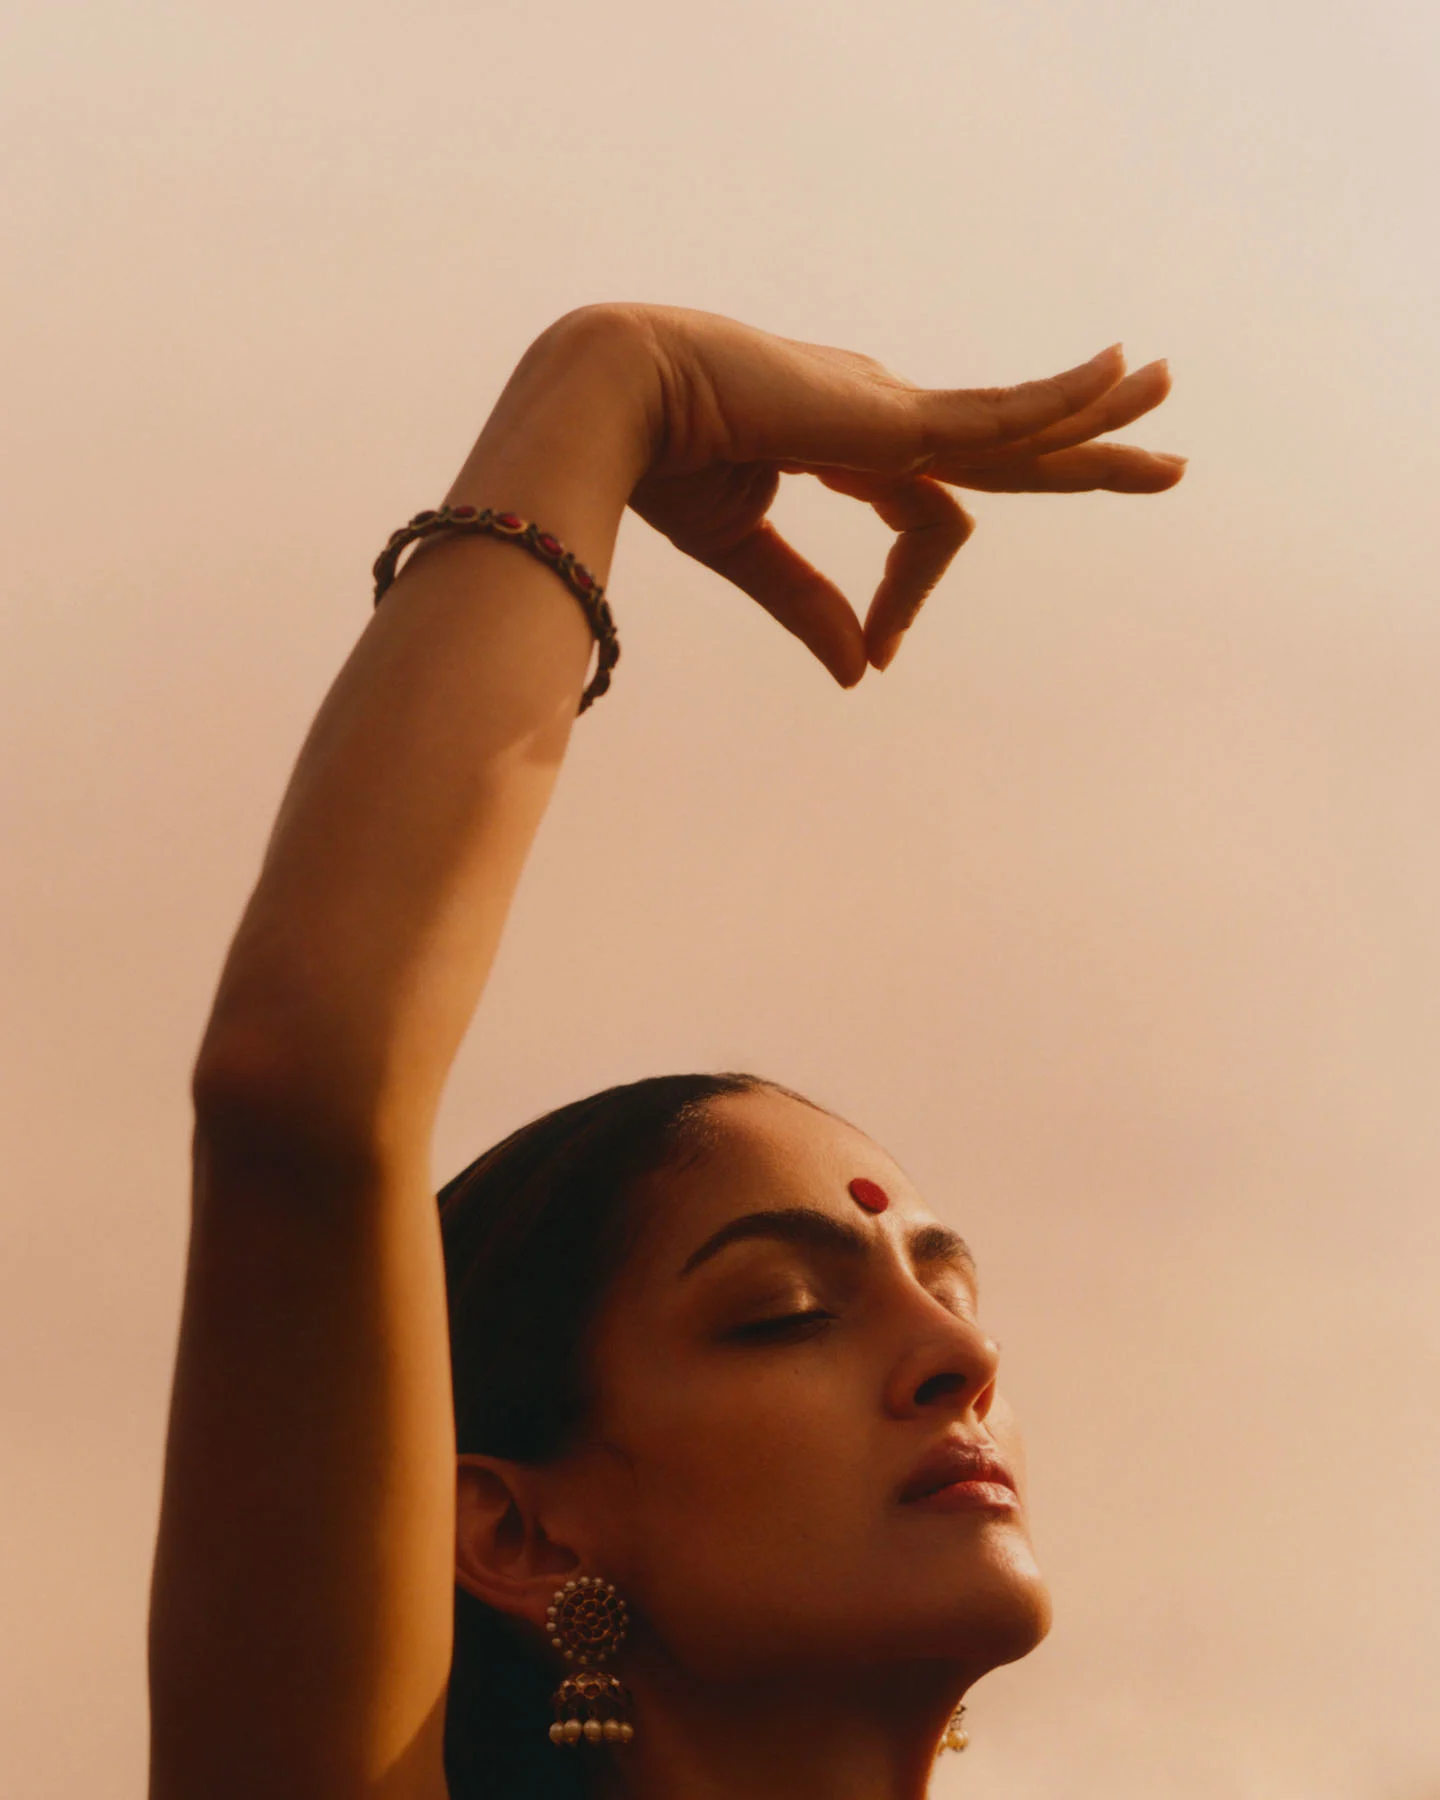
[454, 1453, 584, 1631]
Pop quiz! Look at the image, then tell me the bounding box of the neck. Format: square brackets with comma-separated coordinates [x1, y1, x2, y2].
[595, 1659, 969, 1800]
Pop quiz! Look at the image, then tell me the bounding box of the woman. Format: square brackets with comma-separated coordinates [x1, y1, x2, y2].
[148, 303, 1183, 1800]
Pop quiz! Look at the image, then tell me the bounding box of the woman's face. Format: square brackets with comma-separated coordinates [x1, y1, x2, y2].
[547, 1087, 1052, 1684]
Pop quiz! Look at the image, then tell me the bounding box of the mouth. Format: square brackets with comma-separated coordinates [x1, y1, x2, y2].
[898, 1436, 1019, 1507]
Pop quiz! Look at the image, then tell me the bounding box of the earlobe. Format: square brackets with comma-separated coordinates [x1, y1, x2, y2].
[454, 1454, 583, 1627]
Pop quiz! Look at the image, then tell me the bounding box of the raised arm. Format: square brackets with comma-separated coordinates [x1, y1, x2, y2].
[149, 309, 659, 1800]
[148, 303, 1182, 1800]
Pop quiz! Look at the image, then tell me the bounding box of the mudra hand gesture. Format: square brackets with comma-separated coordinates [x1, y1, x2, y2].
[502, 303, 1182, 685]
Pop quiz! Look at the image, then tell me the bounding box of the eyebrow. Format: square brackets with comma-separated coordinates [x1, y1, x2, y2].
[676, 1205, 978, 1287]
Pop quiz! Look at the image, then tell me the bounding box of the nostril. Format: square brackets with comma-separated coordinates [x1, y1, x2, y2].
[913, 1371, 966, 1407]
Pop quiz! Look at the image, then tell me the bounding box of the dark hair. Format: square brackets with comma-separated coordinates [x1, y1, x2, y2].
[439, 1070, 812, 1800]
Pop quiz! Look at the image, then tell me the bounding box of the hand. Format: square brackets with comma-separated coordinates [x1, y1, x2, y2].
[611, 304, 1184, 684]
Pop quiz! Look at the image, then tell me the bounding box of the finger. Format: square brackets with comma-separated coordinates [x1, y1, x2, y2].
[700, 521, 868, 687]
[944, 442, 1189, 493]
[910, 342, 1131, 460]
[730, 341, 1132, 474]
[943, 359, 1172, 467]
[813, 469, 973, 671]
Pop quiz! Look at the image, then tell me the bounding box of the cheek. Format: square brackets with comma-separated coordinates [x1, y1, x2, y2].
[591, 1363, 895, 1673]
[621, 1356, 866, 1521]
[592, 1347, 885, 1589]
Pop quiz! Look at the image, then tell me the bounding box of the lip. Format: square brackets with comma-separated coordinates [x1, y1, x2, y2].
[898, 1436, 1019, 1507]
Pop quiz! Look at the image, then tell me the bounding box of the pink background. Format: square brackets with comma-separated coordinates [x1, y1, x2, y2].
[3, 3, 1437, 1794]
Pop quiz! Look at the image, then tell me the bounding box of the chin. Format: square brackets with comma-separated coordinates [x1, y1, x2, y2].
[935, 1537, 1054, 1672]
[964, 1568, 1053, 1670]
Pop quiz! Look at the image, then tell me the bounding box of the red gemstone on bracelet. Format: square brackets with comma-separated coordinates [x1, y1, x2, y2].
[494, 512, 524, 531]
[572, 567, 594, 591]
[536, 533, 561, 558]
[451, 504, 478, 519]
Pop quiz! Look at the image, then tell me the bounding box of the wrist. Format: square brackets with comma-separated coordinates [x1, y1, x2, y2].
[443, 308, 660, 581]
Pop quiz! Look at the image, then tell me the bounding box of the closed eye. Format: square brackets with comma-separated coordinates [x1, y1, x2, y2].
[725, 1309, 835, 1344]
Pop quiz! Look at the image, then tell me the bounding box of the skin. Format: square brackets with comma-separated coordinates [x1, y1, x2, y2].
[456, 1086, 1050, 1800]
[148, 302, 1182, 1800]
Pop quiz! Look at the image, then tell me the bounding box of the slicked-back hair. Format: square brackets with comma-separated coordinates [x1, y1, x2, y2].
[439, 1070, 813, 1800]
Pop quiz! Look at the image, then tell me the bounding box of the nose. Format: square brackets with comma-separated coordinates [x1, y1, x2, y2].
[883, 1296, 1001, 1424]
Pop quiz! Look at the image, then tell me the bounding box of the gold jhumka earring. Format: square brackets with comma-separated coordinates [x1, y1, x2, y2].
[938, 1703, 970, 1754]
[545, 1576, 635, 1749]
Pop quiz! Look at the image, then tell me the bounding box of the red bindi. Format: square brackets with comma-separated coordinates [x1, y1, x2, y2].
[848, 1177, 890, 1214]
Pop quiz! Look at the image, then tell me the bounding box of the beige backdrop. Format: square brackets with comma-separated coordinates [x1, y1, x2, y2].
[3, 1, 1438, 1795]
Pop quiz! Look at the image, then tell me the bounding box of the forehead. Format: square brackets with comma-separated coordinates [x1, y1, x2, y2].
[629, 1088, 939, 1263]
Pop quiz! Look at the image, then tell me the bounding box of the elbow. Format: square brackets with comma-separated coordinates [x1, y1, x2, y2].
[190, 1020, 394, 1184]
[191, 1021, 295, 1140]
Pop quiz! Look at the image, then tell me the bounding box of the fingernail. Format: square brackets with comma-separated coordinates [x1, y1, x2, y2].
[1090, 342, 1123, 366]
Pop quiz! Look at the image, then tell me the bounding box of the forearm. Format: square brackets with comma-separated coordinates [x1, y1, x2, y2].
[195, 309, 658, 1161]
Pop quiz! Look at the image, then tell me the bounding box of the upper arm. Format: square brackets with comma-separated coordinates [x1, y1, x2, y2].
[148, 1067, 457, 1800]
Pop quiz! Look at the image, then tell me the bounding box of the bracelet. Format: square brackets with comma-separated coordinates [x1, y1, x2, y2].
[372, 506, 619, 713]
